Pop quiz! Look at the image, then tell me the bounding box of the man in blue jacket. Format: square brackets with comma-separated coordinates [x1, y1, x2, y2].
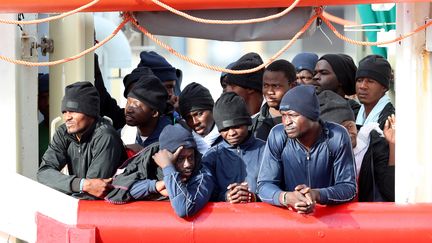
[257, 85, 356, 213]
[130, 123, 214, 218]
[203, 92, 265, 203]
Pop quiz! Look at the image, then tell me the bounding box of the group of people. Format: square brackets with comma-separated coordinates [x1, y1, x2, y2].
[37, 50, 395, 218]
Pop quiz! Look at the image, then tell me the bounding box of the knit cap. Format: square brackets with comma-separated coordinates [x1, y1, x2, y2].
[318, 90, 355, 124]
[279, 85, 319, 121]
[355, 54, 392, 89]
[213, 92, 252, 132]
[127, 75, 168, 114]
[179, 82, 214, 117]
[61, 81, 100, 118]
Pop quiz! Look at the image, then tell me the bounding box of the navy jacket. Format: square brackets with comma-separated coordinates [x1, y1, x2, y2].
[136, 115, 172, 147]
[202, 135, 265, 201]
[257, 121, 357, 206]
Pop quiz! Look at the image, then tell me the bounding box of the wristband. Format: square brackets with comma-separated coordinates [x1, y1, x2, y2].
[282, 192, 288, 207]
[79, 178, 85, 193]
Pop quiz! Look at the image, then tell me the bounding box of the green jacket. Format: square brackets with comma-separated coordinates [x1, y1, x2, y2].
[37, 117, 126, 200]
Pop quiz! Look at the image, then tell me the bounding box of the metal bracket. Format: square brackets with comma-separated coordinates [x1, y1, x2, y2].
[38, 37, 54, 56]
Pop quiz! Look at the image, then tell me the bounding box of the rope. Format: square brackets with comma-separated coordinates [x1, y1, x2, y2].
[0, 0, 99, 25]
[0, 15, 131, 66]
[130, 12, 319, 74]
[322, 11, 356, 26]
[321, 12, 432, 46]
[150, 0, 300, 25]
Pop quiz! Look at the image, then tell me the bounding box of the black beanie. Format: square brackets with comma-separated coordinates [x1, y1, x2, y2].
[122, 67, 155, 98]
[138, 51, 178, 83]
[279, 85, 319, 121]
[356, 54, 391, 89]
[225, 52, 264, 92]
[318, 90, 355, 124]
[61, 81, 100, 118]
[179, 82, 214, 117]
[319, 54, 357, 96]
[213, 92, 252, 132]
[159, 124, 197, 153]
[127, 75, 168, 114]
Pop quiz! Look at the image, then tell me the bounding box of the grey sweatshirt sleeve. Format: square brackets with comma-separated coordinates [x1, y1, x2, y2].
[163, 165, 214, 218]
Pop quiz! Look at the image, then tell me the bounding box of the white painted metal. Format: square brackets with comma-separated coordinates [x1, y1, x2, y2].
[0, 172, 79, 243]
[395, 2, 432, 203]
[16, 13, 39, 180]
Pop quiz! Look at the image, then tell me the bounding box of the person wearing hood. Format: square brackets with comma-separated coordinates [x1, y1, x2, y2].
[38, 82, 126, 200]
[203, 92, 265, 203]
[319, 90, 395, 201]
[179, 82, 222, 154]
[129, 123, 214, 218]
[313, 53, 361, 117]
[225, 52, 265, 116]
[257, 85, 356, 214]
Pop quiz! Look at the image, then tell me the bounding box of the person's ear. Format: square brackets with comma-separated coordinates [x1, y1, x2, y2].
[152, 110, 159, 118]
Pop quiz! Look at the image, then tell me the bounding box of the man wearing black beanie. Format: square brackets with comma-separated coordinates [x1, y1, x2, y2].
[225, 52, 265, 116]
[179, 82, 221, 152]
[203, 92, 265, 204]
[313, 54, 361, 117]
[355, 54, 395, 130]
[38, 81, 126, 200]
[122, 74, 172, 151]
[257, 85, 356, 213]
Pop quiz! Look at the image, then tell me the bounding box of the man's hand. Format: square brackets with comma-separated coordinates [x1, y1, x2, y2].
[156, 180, 168, 197]
[153, 146, 183, 169]
[82, 178, 113, 198]
[292, 184, 319, 214]
[384, 114, 395, 145]
[226, 182, 254, 203]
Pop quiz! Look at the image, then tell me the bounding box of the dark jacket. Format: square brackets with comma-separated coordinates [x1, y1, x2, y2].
[358, 130, 395, 202]
[105, 142, 163, 204]
[257, 121, 357, 205]
[202, 134, 265, 201]
[250, 103, 282, 141]
[37, 117, 126, 199]
[378, 102, 395, 130]
[135, 115, 172, 148]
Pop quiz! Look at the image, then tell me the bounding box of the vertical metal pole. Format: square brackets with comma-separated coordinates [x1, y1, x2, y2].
[395, 2, 432, 203]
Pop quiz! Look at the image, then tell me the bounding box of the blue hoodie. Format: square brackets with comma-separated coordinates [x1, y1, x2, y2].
[257, 121, 357, 206]
[202, 134, 265, 201]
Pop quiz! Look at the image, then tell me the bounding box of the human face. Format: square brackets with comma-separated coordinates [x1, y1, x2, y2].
[263, 70, 293, 109]
[220, 125, 249, 146]
[356, 77, 387, 108]
[175, 148, 195, 182]
[281, 110, 312, 139]
[296, 69, 315, 85]
[185, 110, 214, 136]
[341, 120, 357, 148]
[225, 83, 249, 102]
[313, 60, 339, 93]
[163, 80, 176, 99]
[125, 97, 157, 127]
[63, 111, 94, 136]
